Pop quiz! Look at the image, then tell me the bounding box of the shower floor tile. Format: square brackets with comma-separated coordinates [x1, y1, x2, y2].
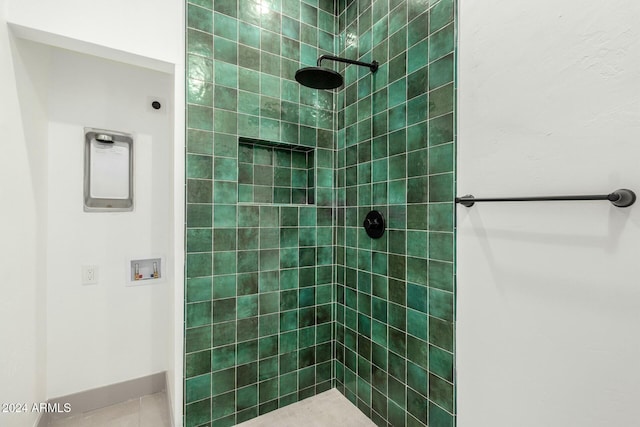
[236, 389, 376, 427]
[48, 392, 171, 427]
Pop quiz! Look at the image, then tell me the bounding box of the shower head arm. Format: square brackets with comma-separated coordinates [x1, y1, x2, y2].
[317, 55, 379, 73]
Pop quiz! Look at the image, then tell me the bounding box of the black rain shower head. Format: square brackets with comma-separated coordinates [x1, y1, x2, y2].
[295, 55, 379, 90]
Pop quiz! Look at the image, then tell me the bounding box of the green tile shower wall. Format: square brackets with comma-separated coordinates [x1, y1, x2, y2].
[334, 0, 456, 426]
[185, 0, 456, 426]
[185, 0, 336, 426]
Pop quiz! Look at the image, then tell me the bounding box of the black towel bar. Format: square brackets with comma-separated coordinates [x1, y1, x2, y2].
[456, 189, 636, 208]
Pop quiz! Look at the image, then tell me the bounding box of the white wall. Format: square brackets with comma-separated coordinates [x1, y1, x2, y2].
[2, 0, 184, 423]
[169, 22, 186, 427]
[0, 5, 49, 427]
[457, 1, 640, 426]
[6, 0, 181, 69]
[44, 47, 174, 398]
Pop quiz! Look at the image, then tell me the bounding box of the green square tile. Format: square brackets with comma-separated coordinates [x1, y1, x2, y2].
[429, 113, 454, 146]
[407, 256, 428, 286]
[187, 29, 213, 58]
[213, 275, 236, 299]
[186, 349, 211, 378]
[187, 179, 212, 204]
[388, 180, 407, 204]
[429, 373, 454, 413]
[407, 387, 427, 423]
[428, 260, 454, 292]
[213, 251, 236, 275]
[187, 252, 212, 278]
[187, 129, 213, 155]
[259, 270, 280, 292]
[429, 315, 453, 352]
[239, 22, 260, 47]
[187, 154, 213, 179]
[259, 378, 279, 404]
[213, 0, 237, 17]
[214, 61, 238, 88]
[237, 272, 258, 295]
[259, 356, 279, 381]
[259, 336, 278, 359]
[259, 292, 280, 315]
[187, 301, 213, 328]
[406, 230, 428, 258]
[239, 67, 259, 93]
[429, 344, 454, 383]
[186, 205, 213, 231]
[429, 402, 455, 427]
[280, 269, 299, 289]
[429, 288, 453, 322]
[211, 344, 236, 371]
[429, 23, 455, 61]
[238, 228, 259, 250]
[407, 177, 428, 204]
[214, 204, 236, 227]
[428, 202, 454, 232]
[187, 277, 213, 303]
[429, 231, 453, 262]
[237, 340, 258, 364]
[214, 12, 238, 40]
[187, 229, 212, 253]
[185, 398, 211, 427]
[280, 247, 299, 268]
[430, 0, 455, 34]
[212, 390, 236, 419]
[188, 105, 214, 131]
[237, 295, 258, 319]
[188, 79, 214, 106]
[213, 298, 236, 323]
[260, 228, 280, 249]
[213, 321, 237, 347]
[211, 367, 235, 396]
[188, 4, 213, 33]
[407, 308, 428, 342]
[237, 384, 258, 411]
[429, 172, 453, 203]
[407, 66, 428, 100]
[260, 313, 280, 336]
[214, 181, 237, 203]
[186, 325, 212, 353]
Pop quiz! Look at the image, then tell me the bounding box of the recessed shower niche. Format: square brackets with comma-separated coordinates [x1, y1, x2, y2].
[237, 137, 315, 205]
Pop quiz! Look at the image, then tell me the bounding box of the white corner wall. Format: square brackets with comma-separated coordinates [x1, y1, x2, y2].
[0, 3, 48, 426]
[45, 47, 175, 398]
[6, 0, 181, 68]
[2, 0, 184, 423]
[457, 1, 640, 426]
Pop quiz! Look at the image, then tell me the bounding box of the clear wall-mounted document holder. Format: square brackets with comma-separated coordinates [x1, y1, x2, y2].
[84, 128, 134, 212]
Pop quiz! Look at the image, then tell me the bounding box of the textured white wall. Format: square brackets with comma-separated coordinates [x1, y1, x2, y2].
[457, 1, 640, 426]
[45, 47, 174, 398]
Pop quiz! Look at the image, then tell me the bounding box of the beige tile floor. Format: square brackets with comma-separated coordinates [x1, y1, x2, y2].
[48, 388, 373, 427]
[236, 389, 376, 427]
[48, 392, 171, 427]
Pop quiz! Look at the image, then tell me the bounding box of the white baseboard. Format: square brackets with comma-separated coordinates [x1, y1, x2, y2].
[39, 372, 166, 425]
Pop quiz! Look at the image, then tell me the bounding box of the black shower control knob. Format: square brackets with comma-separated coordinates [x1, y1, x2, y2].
[365, 218, 379, 228]
[363, 210, 385, 239]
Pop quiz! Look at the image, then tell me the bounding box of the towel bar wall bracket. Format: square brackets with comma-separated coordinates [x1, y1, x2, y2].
[456, 188, 636, 208]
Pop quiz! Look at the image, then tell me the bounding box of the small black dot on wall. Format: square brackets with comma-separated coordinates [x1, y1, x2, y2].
[151, 101, 162, 110]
